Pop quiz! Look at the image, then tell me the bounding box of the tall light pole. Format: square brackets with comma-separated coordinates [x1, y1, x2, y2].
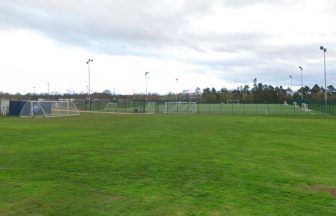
[289, 75, 293, 99]
[47, 82, 50, 96]
[299, 66, 303, 102]
[320, 46, 327, 108]
[86, 59, 93, 110]
[175, 78, 178, 102]
[145, 72, 149, 102]
[33, 86, 36, 96]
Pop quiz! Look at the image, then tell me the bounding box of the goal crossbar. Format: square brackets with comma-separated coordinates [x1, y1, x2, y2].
[20, 100, 80, 118]
[164, 102, 197, 114]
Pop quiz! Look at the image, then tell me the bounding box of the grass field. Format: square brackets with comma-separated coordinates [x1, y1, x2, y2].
[1, 113, 336, 215]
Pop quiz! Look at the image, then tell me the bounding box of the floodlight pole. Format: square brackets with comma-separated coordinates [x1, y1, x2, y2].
[175, 78, 178, 102]
[87, 59, 93, 110]
[145, 72, 149, 103]
[320, 46, 327, 108]
[299, 66, 303, 102]
[47, 82, 50, 96]
[289, 75, 293, 99]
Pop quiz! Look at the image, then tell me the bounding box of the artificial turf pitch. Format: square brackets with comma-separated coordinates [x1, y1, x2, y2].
[1, 113, 336, 215]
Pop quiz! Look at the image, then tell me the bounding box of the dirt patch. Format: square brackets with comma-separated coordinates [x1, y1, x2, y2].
[304, 185, 336, 198]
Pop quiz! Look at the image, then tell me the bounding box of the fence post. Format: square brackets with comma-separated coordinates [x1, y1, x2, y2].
[293, 103, 295, 113]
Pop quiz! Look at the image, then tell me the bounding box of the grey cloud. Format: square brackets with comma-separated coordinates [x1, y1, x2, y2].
[185, 39, 336, 87]
[221, 0, 285, 8]
[0, 0, 216, 50]
[0, 0, 305, 58]
[0, 0, 335, 88]
[200, 32, 269, 52]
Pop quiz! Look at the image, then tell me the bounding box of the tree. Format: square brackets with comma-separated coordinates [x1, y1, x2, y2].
[327, 85, 335, 94]
[220, 87, 228, 93]
[311, 84, 321, 94]
[202, 88, 211, 95]
[102, 89, 112, 95]
[243, 85, 250, 92]
[195, 87, 201, 95]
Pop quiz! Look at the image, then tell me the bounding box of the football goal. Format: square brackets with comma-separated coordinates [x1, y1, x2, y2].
[302, 103, 311, 112]
[227, 99, 240, 104]
[164, 102, 197, 114]
[104, 102, 118, 112]
[1, 100, 9, 116]
[293, 102, 300, 108]
[20, 101, 80, 118]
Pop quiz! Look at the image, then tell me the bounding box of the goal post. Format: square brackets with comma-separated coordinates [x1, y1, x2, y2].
[227, 99, 240, 104]
[164, 102, 197, 114]
[104, 102, 118, 112]
[1, 100, 9, 116]
[302, 103, 310, 112]
[19, 101, 80, 118]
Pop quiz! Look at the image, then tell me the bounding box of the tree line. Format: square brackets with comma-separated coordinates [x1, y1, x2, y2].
[199, 83, 336, 103]
[1, 83, 336, 104]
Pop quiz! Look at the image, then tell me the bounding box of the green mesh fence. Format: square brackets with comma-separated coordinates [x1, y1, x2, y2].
[74, 100, 146, 113]
[74, 99, 335, 116]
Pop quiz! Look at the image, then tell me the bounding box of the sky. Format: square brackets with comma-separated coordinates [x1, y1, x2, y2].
[0, 0, 335, 95]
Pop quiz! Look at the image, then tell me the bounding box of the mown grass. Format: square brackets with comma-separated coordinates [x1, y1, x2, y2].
[1, 113, 336, 215]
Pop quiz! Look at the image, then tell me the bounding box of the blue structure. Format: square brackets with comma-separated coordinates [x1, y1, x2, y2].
[9, 101, 52, 116]
[9, 101, 27, 116]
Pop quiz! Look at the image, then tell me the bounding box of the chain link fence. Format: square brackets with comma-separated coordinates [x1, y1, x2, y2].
[74, 99, 336, 116]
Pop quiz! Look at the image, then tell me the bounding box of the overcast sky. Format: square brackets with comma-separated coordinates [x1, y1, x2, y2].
[0, 0, 335, 94]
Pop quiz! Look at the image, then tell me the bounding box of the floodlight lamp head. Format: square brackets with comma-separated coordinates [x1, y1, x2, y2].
[299, 66, 303, 70]
[86, 59, 93, 64]
[145, 72, 149, 76]
[320, 46, 327, 52]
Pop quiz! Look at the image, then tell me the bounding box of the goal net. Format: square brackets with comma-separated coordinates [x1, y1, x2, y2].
[104, 102, 118, 112]
[20, 101, 80, 118]
[302, 103, 310, 112]
[1, 100, 9, 116]
[293, 102, 300, 108]
[164, 102, 197, 114]
[227, 99, 240, 104]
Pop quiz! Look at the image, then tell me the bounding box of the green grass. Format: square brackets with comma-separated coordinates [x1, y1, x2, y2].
[1, 113, 336, 215]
